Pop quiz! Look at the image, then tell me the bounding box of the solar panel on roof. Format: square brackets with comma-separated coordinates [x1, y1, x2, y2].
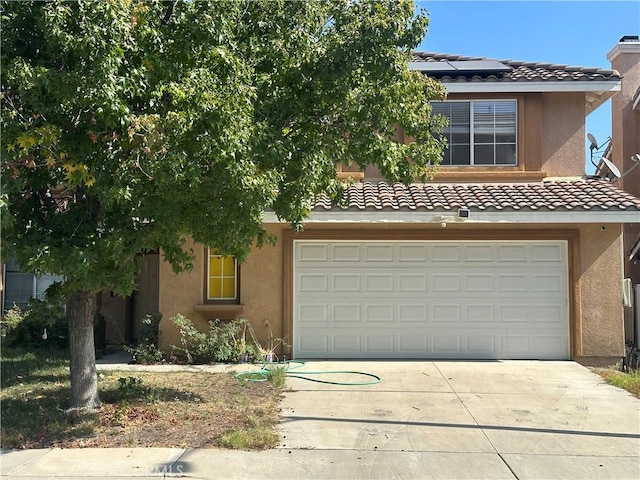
[449, 60, 511, 73]
[408, 61, 457, 72]
[408, 60, 511, 76]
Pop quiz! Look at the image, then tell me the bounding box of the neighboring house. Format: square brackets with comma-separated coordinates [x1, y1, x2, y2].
[151, 48, 640, 366]
[0, 255, 157, 347]
[606, 35, 640, 346]
[1, 259, 63, 311]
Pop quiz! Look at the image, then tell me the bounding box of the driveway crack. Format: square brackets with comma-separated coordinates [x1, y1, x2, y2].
[497, 453, 520, 480]
[433, 363, 520, 479]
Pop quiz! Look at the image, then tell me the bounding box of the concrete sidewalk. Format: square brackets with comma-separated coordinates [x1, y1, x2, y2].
[2, 360, 639, 479]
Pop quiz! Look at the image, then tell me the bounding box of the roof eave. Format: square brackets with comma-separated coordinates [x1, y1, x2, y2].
[441, 80, 620, 93]
[586, 90, 618, 115]
[263, 210, 640, 225]
[438, 81, 619, 115]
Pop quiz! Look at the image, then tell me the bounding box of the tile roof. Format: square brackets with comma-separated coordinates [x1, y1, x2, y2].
[313, 179, 640, 213]
[411, 52, 620, 83]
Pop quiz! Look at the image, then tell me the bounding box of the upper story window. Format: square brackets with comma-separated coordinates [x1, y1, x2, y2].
[431, 100, 517, 166]
[207, 249, 239, 302]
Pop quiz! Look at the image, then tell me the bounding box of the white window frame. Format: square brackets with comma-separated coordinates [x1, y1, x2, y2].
[432, 99, 518, 166]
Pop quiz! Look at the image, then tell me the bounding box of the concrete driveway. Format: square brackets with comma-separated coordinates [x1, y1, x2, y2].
[2, 360, 638, 479]
[276, 360, 640, 479]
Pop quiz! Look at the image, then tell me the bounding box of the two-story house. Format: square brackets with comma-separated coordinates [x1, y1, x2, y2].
[150, 50, 640, 366]
[3, 48, 639, 365]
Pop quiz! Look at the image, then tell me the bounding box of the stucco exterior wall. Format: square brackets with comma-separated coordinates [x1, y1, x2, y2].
[156, 222, 626, 363]
[540, 92, 586, 177]
[157, 238, 204, 350]
[157, 225, 286, 351]
[237, 224, 286, 348]
[576, 224, 625, 358]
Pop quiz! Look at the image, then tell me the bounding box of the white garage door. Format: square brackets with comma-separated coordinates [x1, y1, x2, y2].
[293, 240, 569, 359]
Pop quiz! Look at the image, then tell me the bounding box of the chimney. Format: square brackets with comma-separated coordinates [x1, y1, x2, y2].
[607, 36, 640, 191]
[608, 35, 640, 344]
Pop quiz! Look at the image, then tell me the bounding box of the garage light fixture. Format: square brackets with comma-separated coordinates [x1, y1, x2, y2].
[438, 210, 471, 228]
[458, 208, 471, 219]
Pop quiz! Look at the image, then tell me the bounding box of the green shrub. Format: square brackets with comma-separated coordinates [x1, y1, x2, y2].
[1, 298, 68, 349]
[125, 342, 164, 365]
[0, 305, 25, 341]
[116, 376, 159, 402]
[139, 312, 162, 346]
[124, 313, 164, 364]
[234, 336, 262, 363]
[170, 315, 246, 364]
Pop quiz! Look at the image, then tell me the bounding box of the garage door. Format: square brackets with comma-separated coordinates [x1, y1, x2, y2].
[293, 241, 569, 359]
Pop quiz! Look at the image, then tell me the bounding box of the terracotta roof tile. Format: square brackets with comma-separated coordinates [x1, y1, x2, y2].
[313, 179, 640, 213]
[411, 52, 620, 83]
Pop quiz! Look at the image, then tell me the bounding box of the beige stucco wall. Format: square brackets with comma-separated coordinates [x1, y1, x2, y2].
[157, 238, 207, 349]
[576, 224, 625, 358]
[540, 92, 586, 177]
[158, 225, 286, 351]
[238, 224, 286, 346]
[156, 222, 625, 363]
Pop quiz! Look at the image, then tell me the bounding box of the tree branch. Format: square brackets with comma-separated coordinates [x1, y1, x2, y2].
[162, 1, 177, 25]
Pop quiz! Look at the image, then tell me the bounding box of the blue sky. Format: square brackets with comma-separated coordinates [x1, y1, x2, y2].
[415, 0, 640, 172]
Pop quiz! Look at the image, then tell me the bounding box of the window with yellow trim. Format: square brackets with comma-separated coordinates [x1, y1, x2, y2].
[207, 249, 238, 301]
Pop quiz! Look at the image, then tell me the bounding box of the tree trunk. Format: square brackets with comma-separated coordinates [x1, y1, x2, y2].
[67, 290, 101, 411]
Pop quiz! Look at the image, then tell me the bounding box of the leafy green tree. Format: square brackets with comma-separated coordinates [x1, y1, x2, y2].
[1, 0, 445, 410]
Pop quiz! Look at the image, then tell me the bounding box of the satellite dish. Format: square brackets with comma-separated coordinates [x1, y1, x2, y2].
[587, 133, 599, 151]
[597, 157, 621, 181]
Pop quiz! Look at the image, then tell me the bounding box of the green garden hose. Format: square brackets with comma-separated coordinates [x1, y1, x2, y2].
[235, 360, 382, 385]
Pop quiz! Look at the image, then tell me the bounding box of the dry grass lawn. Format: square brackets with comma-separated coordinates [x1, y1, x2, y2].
[1, 349, 284, 449]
